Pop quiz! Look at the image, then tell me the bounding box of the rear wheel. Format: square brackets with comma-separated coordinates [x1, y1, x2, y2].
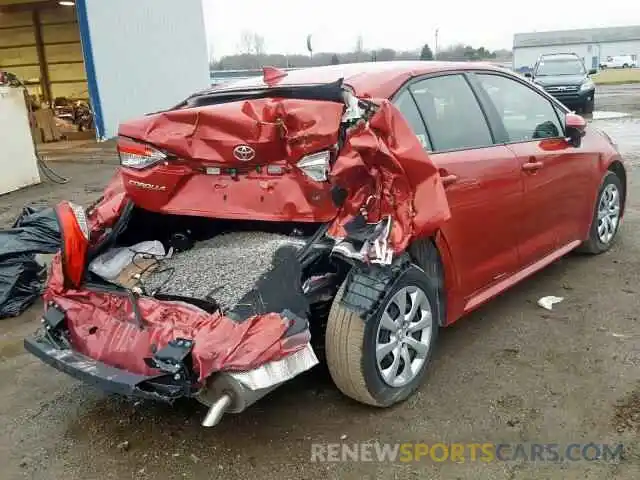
[578, 171, 623, 254]
[325, 266, 440, 407]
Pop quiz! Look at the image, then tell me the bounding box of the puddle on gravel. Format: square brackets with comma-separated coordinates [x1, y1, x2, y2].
[590, 115, 640, 163]
[591, 111, 632, 120]
[0, 338, 25, 361]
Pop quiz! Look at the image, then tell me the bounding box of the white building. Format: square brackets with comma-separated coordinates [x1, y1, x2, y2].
[513, 26, 640, 72]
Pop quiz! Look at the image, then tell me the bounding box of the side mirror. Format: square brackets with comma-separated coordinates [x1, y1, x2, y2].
[588, 68, 597, 75]
[565, 113, 587, 147]
[524, 72, 533, 78]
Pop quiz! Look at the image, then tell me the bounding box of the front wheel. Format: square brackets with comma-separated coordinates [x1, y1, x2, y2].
[325, 267, 440, 407]
[578, 171, 623, 254]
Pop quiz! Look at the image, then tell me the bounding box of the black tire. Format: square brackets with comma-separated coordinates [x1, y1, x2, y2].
[325, 252, 442, 407]
[623, 63, 629, 68]
[583, 96, 595, 114]
[578, 171, 623, 254]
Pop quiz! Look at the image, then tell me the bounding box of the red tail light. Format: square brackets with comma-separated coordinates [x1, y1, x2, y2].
[117, 136, 167, 170]
[55, 202, 89, 288]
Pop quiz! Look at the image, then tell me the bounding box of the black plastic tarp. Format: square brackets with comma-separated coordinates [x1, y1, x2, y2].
[0, 206, 61, 319]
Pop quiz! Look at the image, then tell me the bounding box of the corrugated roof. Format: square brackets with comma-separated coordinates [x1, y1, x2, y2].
[514, 26, 640, 48]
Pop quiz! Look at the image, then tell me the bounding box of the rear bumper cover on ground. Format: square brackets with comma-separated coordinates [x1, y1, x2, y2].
[25, 330, 320, 427]
[24, 334, 186, 402]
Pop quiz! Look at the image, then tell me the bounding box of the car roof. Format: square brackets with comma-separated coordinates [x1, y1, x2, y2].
[213, 61, 508, 99]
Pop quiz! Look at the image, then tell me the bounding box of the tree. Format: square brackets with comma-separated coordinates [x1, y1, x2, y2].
[463, 45, 477, 60]
[253, 34, 265, 56]
[477, 46, 489, 59]
[354, 35, 364, 61]
[420, 44, 434, 61]
[239, 30, 254, 55]
[376, 48, 396, 61]
[331, 53, 340, 65]
[238, 31, 266, 56]
[208, 41, 216, 69]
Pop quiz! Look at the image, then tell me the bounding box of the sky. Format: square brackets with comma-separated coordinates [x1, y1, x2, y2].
[202, 0, 640, 59]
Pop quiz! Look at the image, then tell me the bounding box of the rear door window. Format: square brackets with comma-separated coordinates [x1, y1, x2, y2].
[408, 74, 494, 152]
[393, 90, 431, 150]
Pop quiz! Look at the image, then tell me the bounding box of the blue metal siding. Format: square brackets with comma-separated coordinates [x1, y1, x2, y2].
[75, 0, 105, 139]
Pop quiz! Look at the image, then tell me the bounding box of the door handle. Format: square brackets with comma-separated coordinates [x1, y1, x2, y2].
[522, 161, 544, 172]
[440, 173, 459, 186]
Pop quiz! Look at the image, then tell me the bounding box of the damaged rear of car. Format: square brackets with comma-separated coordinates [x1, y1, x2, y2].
[24, 73, 450, 426]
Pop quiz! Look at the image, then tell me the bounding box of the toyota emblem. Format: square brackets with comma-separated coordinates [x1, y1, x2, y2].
[233, 145, 256, 161]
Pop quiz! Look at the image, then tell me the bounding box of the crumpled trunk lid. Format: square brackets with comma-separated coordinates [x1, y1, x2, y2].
[119, 97, 343, 167]
[118, 87, 346, 223]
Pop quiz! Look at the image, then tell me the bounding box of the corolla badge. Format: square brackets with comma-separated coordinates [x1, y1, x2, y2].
[128, 180, 167, 191]
[233, 144, 256, 161]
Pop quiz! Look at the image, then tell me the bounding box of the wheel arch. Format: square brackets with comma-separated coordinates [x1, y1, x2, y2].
[408, 232, 459, 326]
[607, 160, 627, 216]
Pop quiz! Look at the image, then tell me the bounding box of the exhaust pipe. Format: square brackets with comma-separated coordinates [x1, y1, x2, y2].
[198, 343, 318, 427]
[201, 393, 232, 427]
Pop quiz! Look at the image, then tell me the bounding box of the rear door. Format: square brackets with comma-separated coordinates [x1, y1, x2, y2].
[472, 72, 591, 266]
[395, 74, 524, 303]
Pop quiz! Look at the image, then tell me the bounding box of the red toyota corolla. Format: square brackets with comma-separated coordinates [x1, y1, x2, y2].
[25, 62, 626, 426]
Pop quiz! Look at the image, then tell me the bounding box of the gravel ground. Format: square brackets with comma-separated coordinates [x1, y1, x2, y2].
[0, 85, 639, 479]
[143, 232, 306, 310]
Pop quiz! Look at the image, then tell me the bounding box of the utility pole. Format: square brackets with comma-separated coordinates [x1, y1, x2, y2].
[307, 34, 313, 63]
[435, 28, 439, 59]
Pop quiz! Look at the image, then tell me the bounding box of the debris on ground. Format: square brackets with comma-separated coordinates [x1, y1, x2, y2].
[610, 332, 634, 339]
[537, 296, 564, 311]
[116, 440, 130, 452]
[613, 387, 640, 433]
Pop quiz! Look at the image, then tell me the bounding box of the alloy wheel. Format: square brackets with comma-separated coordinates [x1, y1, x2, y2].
[597, 183, 621, 244]
[375, 286, 433, 388]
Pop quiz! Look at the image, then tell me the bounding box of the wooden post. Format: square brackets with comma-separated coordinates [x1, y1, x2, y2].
[32, 9, 52, 106]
